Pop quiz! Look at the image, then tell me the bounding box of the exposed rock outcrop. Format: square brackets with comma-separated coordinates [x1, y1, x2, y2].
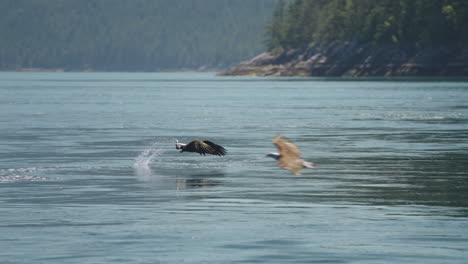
[219, 42, 468, 77]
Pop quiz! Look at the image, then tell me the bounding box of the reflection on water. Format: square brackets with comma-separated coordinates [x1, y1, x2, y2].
[177, 174, 223, 190]
[134, 162, 223, 191]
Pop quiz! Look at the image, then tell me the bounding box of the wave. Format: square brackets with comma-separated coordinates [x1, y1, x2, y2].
[0, 174, 49, 182]
[0, 167, 56, 182]
[354, 112, 460, 120]
[0, 167, 56, 173]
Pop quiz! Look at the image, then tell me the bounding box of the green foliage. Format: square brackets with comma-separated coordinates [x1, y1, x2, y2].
[265, 0, 468, 51]
[264, 0, 286, 52]
[0, 0, 277, 70]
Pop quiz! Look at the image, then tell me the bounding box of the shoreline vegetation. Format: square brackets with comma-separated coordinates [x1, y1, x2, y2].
[221, 0, 468, 77]
[3, 1, 467, 77]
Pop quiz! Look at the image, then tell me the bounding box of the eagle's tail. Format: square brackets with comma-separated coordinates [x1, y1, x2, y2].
[302, 161, 316, 169]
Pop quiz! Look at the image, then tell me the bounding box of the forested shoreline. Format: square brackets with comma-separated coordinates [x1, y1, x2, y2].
[223, 0, 468, 77]
[3, 0, 468, 75]
[265, 0, 467, 51]
[0, 0, 276, 71]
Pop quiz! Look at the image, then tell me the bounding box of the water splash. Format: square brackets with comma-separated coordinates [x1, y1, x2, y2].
[133, 141, 164, 168]
[133, 141, 167, 183]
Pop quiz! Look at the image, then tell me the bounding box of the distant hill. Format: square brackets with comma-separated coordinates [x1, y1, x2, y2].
[222, 0, 468, 77]
[0, 0, 277, 71]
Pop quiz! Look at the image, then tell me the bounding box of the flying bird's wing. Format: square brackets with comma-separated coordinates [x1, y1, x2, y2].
[183, 140, 226, 156]
[203, 140, 227, 156]
[183, 140, 213, 155]
[273, 135, 304, 175]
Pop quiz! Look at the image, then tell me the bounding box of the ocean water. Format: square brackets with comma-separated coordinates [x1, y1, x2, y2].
[0, 72, 467, 263]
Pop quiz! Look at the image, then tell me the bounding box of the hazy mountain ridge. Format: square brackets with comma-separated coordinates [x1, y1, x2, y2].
[0, 0, 277, 71]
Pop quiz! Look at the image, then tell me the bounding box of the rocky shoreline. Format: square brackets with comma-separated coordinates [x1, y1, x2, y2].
[219, 42, 468, 77]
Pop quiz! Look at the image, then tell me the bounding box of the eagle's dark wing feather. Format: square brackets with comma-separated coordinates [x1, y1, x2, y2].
[183, 140, 211, 155]
[203, 140, 227, 156]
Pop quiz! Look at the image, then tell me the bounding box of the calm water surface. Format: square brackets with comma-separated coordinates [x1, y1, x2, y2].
[1, 72, 467, 263]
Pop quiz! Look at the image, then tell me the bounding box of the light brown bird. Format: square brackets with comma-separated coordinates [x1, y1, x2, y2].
[266, 135, 315, 175]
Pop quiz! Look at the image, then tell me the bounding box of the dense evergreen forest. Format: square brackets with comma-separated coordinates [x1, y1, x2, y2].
[265, 0, 468, 51]
[0, 0, 277, 71]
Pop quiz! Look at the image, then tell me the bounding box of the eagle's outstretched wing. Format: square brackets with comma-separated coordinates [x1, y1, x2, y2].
[202, 140, 227, 156]
[184, 140, 226, 156]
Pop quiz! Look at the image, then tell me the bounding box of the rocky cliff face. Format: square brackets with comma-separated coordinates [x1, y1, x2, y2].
[219, 42, 468, 77]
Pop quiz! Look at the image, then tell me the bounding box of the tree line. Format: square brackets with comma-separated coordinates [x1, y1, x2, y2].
[265, 0, 468, 51]
[0, 0, 277, 71]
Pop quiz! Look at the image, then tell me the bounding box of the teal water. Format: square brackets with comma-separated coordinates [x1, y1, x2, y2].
[1, 72, 467, 263]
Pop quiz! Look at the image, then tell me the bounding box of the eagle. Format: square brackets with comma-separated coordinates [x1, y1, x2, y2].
[266, 135, 315, 175]
[175, 139, 227, 156]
